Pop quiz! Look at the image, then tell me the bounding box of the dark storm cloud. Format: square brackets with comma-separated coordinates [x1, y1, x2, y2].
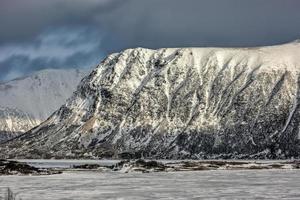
[96, 0, 300, 49]
[0, 0, 124, 44]
[1, 0, 300, 80]
[0, 49, 102, 81]
[0, 26, 103, 80]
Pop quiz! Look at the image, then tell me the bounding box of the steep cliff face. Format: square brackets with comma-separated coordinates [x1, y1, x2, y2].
[2, 42, 300, 159]
[0, 69, 86, 142]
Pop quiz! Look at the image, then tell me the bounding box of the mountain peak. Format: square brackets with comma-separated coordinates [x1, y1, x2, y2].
[2, 44, 300, 159]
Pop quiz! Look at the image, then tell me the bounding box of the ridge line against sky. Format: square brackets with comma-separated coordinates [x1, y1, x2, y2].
[0, 0, 300, 81]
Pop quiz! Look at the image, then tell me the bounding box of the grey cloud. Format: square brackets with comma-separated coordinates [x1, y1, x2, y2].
[1, 0, 300, 80]
[2, 0, 300, 48]
[0, 26, 103, 80]
[0, 48, 102, 81]
[97, 0, 300, 49]
[0, 0, 125, 44]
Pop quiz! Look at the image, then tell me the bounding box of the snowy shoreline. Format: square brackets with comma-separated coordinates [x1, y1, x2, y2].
[2, 159, 300, 175]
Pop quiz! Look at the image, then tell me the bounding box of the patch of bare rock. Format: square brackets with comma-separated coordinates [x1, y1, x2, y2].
[0, 159, 62, 175]
[71, 159, 300, 173]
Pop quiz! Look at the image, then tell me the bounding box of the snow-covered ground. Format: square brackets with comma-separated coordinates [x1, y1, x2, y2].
[1, 169, 300, 199]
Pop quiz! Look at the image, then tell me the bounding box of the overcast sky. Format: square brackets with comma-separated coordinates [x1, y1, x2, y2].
[1, 0, 300, 81]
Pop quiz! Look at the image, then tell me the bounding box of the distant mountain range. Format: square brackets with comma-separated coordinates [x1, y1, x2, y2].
[2, 41, 300, 159]
[0, 69, 87, 142]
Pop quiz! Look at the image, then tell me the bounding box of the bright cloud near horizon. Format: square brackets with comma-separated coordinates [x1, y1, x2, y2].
[1, 0, 300, 81]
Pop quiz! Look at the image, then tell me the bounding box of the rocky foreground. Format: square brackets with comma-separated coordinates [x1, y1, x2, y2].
[0, 160, 62, 175]
[72, 159, 300, 173]
[1, 159, 299, 175]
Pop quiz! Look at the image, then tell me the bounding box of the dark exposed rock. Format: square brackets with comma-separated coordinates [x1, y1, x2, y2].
[0, 159, 62, 175]
[113, 159, 167, 172]
[109, 159, 300, 173]
[73, 164, 103, 169]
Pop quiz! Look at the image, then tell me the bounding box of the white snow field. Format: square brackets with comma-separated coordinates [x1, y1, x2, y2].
[1, 170, 300, 200]
[0, 69, 87, 142]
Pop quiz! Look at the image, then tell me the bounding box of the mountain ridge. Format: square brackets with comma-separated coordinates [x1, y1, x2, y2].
[1, 42, 300, 159]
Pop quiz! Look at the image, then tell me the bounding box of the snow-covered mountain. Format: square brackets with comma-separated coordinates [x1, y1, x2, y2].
[2, 41, 300, 159]
[0, 69, 87, 142]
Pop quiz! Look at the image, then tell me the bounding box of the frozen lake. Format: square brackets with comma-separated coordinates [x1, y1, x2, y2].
[1, 169, 300, 199]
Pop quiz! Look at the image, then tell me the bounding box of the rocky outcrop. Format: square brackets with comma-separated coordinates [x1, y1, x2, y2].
[70, 159, 300, 173]
[0, 160, 61, 175]
[111, 159, 300, 173]
[1, 42, 300, 159]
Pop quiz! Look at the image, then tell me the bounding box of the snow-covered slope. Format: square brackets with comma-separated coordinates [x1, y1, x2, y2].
[2, 41, 300, 159]
[0, 69, 86, 142]
[0, 107, 38, 142]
